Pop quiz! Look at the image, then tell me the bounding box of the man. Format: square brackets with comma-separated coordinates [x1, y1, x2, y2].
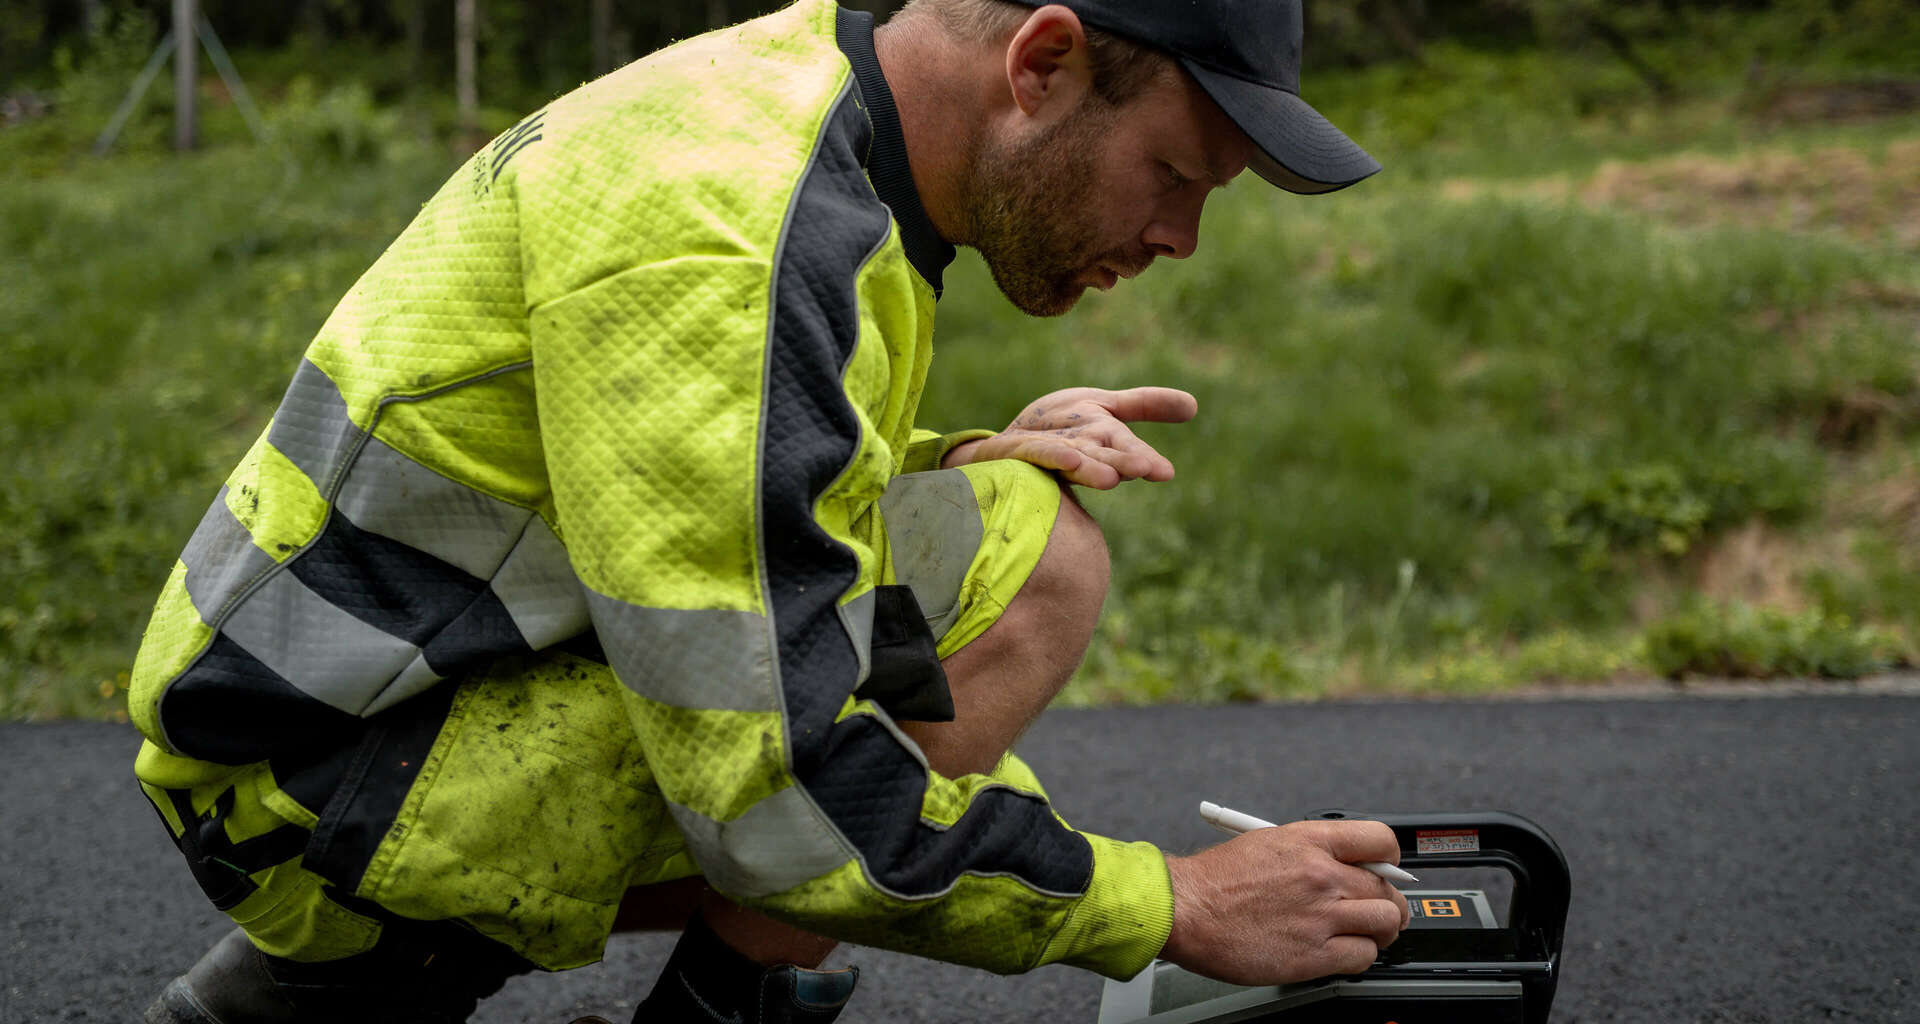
[133, 1, 1405, 1022]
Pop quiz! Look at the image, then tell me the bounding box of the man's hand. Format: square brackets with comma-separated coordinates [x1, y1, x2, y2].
[941, 386, 1198, 489]
[1160, 820, 1412, 986]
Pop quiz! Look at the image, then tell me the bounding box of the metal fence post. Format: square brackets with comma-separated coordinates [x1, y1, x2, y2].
[173, 0, 198, 150]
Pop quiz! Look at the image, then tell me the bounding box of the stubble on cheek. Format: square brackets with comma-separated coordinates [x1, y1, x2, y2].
[964, 112, 1119, 317]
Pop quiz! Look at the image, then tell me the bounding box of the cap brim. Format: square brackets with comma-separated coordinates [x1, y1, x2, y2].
[1183, 60, 1381, 195]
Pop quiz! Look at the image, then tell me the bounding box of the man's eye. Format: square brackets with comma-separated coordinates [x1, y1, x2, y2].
[1164, 164, 1188, 189]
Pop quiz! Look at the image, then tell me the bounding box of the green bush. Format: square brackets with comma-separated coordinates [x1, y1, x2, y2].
[1641, 600, 1905, 680]
[0, 9, 167, 173]
[1545, 463, 1711, 569]
[1391, 628, 1638, 695]
[270, 78, 410, 165]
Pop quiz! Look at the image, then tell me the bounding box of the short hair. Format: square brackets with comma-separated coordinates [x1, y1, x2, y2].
[894, 0, 1177, 107]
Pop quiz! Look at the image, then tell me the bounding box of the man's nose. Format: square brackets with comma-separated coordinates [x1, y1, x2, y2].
[1142, 192, 1206, 260]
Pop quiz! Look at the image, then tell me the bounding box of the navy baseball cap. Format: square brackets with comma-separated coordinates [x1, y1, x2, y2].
[1005, 0, 1380, 194]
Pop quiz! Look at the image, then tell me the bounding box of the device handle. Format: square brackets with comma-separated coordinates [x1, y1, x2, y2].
[1304, 808, 1571, 952]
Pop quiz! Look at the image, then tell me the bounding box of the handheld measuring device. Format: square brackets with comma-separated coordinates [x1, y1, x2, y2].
[1098, 810, 1570, 1024]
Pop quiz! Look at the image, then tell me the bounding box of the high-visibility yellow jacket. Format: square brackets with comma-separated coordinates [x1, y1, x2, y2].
[129, 0, 1172, 979]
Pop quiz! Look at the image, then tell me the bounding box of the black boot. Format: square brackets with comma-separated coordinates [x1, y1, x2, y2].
[633, 914, 857, 1024]
[144, 922, 531, 1024]
[145, 929, 300, 1024]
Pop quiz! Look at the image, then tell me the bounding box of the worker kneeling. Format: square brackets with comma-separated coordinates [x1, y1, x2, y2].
[130, 1, 1404, 1021]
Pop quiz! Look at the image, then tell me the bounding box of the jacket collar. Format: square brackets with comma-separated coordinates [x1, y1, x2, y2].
[836, 8, 957, 298]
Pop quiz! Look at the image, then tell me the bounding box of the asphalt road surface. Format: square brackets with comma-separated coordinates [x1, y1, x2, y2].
[4, 687, 1916, 1023]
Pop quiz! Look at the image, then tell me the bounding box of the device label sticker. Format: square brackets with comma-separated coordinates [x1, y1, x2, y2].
[1404, 891, 1484, 928]
[1416, 828, 1480, 854]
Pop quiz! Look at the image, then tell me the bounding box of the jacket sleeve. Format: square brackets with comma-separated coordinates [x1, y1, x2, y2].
[526, 134, 1170, 983]
[900, 427, 998, 475]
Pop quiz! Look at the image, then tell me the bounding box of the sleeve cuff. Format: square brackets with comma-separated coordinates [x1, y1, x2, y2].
[902, 428, 997, 475]
[1037, 834, 1174, 980]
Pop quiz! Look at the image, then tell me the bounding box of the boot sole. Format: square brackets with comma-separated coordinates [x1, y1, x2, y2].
[145, 976, 223, 1024]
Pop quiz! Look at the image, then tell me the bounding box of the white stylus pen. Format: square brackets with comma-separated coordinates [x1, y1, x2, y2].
[1199, 801, 1419, 883]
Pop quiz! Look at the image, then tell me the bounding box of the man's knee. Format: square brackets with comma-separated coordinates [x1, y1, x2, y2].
[906, 475, 1107, 777]
[1020, 482, 1110, 640]
[955, 478, 1107, 706]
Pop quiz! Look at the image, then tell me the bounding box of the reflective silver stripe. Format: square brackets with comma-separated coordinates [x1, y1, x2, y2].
[586, 590, 776, 711]
[180, 488, 277, 625]
[221, 571, 421, 715]
[877, 469, 983, 640]
[666, 788, 852, 898]
[333, 436, 533, 580]
[361, 653, 443, 717]
[840, 587, 874, 688]
[492, 517, 589, 650]
[267, 360, 363, 491]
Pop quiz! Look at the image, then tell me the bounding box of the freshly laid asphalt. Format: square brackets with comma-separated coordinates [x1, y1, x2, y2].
[3, 687, 1915, 1023]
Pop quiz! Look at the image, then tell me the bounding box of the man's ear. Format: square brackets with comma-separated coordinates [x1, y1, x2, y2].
[1004, 4, 1093, 118]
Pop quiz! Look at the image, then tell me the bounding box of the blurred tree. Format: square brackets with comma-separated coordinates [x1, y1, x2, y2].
[402, 0, 428, 92]
[1502, 0, 1678, 97]
[1371, 0, 1429, 63]
[299, 0, 328, 46]
[592, 0, 613, 75]
[455, 0, 476, 137]
[5, 0, 1910, 130]
[1755, 0, 1920, 72]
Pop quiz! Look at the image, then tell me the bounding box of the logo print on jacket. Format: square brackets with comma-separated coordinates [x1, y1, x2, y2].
[472, 108, 546, 199]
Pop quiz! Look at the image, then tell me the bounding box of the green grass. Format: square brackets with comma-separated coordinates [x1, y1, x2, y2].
[5, 37, 1920, 719]
[1, 136, 454, 718]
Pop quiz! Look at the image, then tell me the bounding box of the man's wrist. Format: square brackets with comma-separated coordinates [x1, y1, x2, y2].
[940, 437, 988, 470]
[1160, 854, 1199, 965]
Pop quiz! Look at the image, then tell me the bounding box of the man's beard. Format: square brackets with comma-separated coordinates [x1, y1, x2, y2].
[963, 106, 1152, 317]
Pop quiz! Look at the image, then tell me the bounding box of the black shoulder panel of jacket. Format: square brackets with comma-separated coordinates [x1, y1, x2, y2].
[760, 61, 1093, 899]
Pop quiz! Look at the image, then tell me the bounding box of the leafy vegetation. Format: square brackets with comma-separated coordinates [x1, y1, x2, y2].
[4, 5, 1919, 718]
[1642, 601, 1904, 679]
